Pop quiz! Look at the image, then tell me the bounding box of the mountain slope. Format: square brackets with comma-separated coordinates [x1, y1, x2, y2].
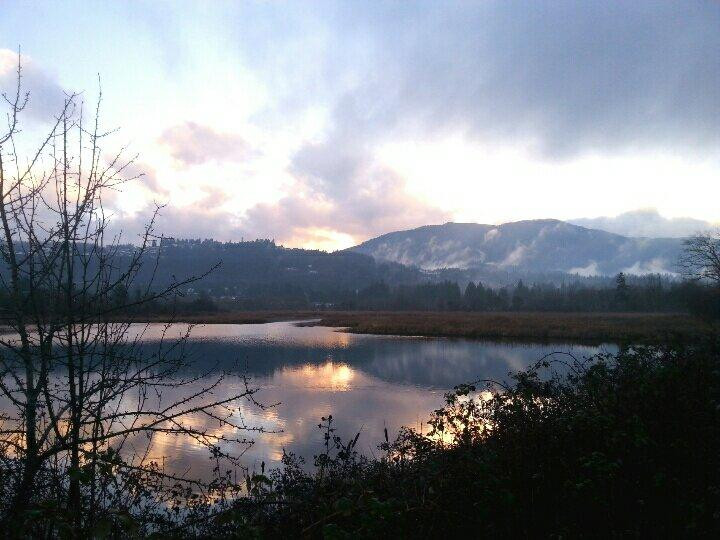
[350, 220, 684, 276]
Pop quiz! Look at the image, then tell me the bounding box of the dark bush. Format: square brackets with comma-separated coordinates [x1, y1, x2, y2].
[195, 340, 720, 538]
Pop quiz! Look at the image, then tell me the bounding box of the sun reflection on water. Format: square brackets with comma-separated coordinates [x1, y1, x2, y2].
[277, 360, 358, 391]
[2, 323, 611, 482]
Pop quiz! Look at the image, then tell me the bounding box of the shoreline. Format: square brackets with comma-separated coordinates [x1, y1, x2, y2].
[107, 310, 714, 344]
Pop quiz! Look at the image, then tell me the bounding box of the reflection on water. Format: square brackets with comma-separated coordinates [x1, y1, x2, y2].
[275, 361, 357, 391]
[123, 321, 615, 480]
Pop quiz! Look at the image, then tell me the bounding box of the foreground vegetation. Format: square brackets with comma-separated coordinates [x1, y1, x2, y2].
[7, 339, 717, 538]
[158, 339, 718, 538]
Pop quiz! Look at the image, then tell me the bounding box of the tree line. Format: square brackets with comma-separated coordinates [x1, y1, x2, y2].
[341, 274, 717, 316]
[69, 272, 716, 318]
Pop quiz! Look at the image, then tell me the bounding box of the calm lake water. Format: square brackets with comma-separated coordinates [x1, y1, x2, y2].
[127, 321, 615, 480]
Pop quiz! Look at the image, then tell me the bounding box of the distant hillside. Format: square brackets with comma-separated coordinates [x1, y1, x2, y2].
[121, 238, 423, 301]
[349, 220, 684, 276]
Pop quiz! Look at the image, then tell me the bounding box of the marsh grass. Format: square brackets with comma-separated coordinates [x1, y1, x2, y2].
[100, 310, 713, 344]
[308, 311, 714, 344]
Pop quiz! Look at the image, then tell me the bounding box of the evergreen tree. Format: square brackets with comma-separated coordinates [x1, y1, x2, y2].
[464, 281, 477, 310]
[615, 272, 629, 309]
[512, 280, 528, 310]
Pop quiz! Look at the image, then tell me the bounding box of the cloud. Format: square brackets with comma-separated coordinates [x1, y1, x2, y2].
[239, 121, 449, 247]
[0, 49, 68, 123]
[112, 159, 170, 199]
[569, 261, 601, 277]
[622, 257, 676, 276]
[571, 209, 715, 238]
[151, 202, 240, 240]
[241, 161, 448, 248]
[484, 229, 500, 242]
[497, 244, 527, 268]
[226, 1, 720, 247]
[243, 1, 720, 158]
[158, 121, 252, 166]
[10, 4, 719, 249]
[106, 189, 243, 244]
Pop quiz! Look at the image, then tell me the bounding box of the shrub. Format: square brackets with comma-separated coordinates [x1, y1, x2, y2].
[183, 339, 720, 538]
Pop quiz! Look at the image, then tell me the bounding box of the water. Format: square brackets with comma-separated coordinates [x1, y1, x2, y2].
[126, 321, 614, 480]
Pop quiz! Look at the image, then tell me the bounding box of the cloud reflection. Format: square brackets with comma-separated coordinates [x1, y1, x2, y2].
[23, 322, 612, 481]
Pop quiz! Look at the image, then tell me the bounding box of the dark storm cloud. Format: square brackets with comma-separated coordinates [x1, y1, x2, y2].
[348, 1, 720, 156]
[240, 1, 720, 157]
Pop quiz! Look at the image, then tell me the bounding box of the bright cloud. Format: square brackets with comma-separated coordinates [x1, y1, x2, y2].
[1, 2, 719, 250]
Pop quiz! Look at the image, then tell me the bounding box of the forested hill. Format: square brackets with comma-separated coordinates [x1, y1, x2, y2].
[122, 239, 423, 306]
[1, 237, 706, 313]
[350, 219, 684, 276]
[130, 237, 642, 298]
[2, 237, 648, 308]
[105, 237, 701, 313]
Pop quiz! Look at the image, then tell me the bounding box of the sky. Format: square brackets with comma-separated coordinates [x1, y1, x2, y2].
[1, 1, 719, 249]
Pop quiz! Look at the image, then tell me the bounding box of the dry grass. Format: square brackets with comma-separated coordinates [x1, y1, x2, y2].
[120, 310, 715, 344]
[303, 311, 715, 344]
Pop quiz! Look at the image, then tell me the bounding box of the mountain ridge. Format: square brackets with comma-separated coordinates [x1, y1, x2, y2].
[349, 219, 684, 276]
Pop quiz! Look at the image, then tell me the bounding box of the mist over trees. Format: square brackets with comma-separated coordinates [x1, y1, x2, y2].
[347, 275, 712, 316]
[2, 236, 708, 316]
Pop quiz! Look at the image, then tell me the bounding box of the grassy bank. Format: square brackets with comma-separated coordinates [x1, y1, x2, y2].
[116, 310, 715, 344]
[305, 311, 714, 344]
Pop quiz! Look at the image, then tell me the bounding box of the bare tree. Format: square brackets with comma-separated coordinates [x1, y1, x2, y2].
[679, 232, 720, 286]
[0, 53, 264, 536]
